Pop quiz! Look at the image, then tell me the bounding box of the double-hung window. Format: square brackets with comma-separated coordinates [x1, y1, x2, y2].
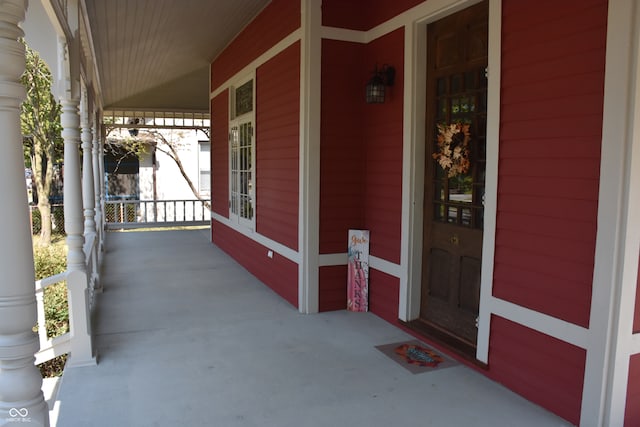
[229, 76, 255, 229]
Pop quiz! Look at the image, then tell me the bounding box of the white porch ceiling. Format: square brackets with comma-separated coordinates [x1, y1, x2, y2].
[84, 0, 271, 112]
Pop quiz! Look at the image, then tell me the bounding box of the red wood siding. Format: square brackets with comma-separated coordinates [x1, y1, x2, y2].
[625, 354, 640, 426]
[320, 39, 365, 254]
[319, 265, 347, 311]
[211, 91, 229, 218]
[369, 268, 400, 324]
[363, 28, 404, 265]
[489, 316, 586, 425]
[493, 0, 607, 327]
[211, 0, 300, 91]
[212, 219, 298, 307]
[322, 0, 425, 31]
[635, 255, 640, 333]
[255, 42, 300, 251]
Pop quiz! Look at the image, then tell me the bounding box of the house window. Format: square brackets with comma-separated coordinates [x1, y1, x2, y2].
[229, 76, 255, 228]
[199, 141, 210, 195]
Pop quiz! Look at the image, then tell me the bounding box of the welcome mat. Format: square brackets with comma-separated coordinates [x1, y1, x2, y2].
[375, 340, 459, 374]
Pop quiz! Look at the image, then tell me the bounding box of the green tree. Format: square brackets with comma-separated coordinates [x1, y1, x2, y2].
[20, 42, 63, 246]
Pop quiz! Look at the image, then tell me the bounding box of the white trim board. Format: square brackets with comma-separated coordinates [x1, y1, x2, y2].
[320, 0, 484, 45]
[490, 297, 589, 349]
[211, 213, 301, 264]
[318, 253, 402, 279]
[319, 253, 347, 267]
[476, 0, 502, 364]
[298, 0, 322, 314]
[581, 0, 640, 425]
[210, 28, 302, 99]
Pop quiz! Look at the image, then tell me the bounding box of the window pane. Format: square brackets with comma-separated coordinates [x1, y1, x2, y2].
[235, 80, 253, 116]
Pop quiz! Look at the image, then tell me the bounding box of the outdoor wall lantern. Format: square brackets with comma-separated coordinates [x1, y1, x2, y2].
[128, 118, 141, 137]
[366, 64, 395, 104]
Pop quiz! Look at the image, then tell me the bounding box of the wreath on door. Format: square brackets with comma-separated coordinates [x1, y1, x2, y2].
[432, 122, 471, 178]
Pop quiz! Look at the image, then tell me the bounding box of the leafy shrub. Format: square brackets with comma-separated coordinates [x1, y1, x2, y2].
[33, 242, 69, 377]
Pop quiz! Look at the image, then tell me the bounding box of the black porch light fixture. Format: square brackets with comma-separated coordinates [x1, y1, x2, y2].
[128, 118, 141, 137]
[366, 64, 396, 104]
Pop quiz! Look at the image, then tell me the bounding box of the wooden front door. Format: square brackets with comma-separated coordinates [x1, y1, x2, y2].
[420, 1, 489, 350]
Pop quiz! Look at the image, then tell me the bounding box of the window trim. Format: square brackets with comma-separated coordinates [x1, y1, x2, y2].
[228, 73, 256, 230]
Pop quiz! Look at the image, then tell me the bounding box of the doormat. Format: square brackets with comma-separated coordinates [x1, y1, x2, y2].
[375, 340, 459, 374]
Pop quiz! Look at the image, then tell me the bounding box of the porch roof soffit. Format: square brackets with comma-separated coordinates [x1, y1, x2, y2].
[82, 0, 270, 112]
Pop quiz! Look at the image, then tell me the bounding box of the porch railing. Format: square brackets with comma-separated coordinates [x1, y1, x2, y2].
[34, 272, 70, 365]
[105, 199, 210, 229]
[34, 231, 101, 366]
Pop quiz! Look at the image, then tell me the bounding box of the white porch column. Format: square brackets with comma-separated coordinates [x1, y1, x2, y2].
[81, 92, 96, 238]
[0, 1, 50, 425]
[61, 97, 96, 366]
[92, 119, 102, 235]
[582, 0, 640, 425]
[99, 123, 106, 242]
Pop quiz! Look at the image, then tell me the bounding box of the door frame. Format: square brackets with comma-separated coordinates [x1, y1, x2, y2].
[397, 0, 501, 363]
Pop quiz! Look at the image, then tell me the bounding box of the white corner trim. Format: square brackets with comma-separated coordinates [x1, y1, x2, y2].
[476, 0, 502, 364]
[210, 28, 302, 100]
[318, 253, 347, 267]
[298, 0, 321, 314]
[490, 297, 589, 349]
[211, 213, 301, 264]
[398, 20, 426, 322]
[369, 256, 402, 279]
[582, 1, 640, 425]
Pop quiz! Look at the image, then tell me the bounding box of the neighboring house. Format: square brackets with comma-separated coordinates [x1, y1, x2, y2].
[208, 1, 640, 425]
[106, 127, 210, 202]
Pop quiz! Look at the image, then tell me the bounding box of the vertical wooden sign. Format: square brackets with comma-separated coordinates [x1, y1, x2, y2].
[347, 229, 370, 312]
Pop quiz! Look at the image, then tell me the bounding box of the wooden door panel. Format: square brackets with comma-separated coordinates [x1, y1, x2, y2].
[459, 256, 481, 313]
[420, 0, 488, 352]
[428, 248, 452, 300]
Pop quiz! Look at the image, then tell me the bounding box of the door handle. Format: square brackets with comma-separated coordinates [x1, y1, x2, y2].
[450, 234, 459, 245]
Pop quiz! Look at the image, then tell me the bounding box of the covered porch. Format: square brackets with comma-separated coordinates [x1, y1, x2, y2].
[52, 229, 569, 426]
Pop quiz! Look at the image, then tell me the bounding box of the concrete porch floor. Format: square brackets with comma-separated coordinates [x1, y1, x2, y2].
[53, 229, 571, 427]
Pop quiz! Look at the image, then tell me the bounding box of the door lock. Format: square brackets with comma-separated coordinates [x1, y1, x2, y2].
[450, 234, 460, 245]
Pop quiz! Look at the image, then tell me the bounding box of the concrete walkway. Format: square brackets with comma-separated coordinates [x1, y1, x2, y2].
[53, 229, 571, 427]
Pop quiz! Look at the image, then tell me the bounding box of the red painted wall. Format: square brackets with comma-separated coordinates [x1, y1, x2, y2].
[625, 354, 640, 426]
[363, 28, 404, 265]
[489, 316, 586, 425]
[256, 42, 300, 251]
[320, 39, 365, 254]
[318, 29, 404, 313]
[322, 0, 425, 31]
[212, 219, 298, 307]
[319, 265, 348, 311]
[211, 0, 300, 91]
[369, 268, 400, 325]
[211, 91, 229, 218]
[493, 0, 607, 328]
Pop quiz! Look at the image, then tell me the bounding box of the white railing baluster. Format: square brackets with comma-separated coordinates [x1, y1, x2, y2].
[103, 199, 211, 229]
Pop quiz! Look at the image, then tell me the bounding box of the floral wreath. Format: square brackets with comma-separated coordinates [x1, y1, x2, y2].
[432, 122, 471, 178]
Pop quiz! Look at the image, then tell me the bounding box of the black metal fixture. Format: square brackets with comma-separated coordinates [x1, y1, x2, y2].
[128, 118, 141, 137]
[366, 64, 395, 104]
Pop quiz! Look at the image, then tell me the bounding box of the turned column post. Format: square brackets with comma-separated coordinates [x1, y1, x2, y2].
[61, 97, 96, 366]
[80, 92, 96, 238]
[0, 1, 50, 425]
